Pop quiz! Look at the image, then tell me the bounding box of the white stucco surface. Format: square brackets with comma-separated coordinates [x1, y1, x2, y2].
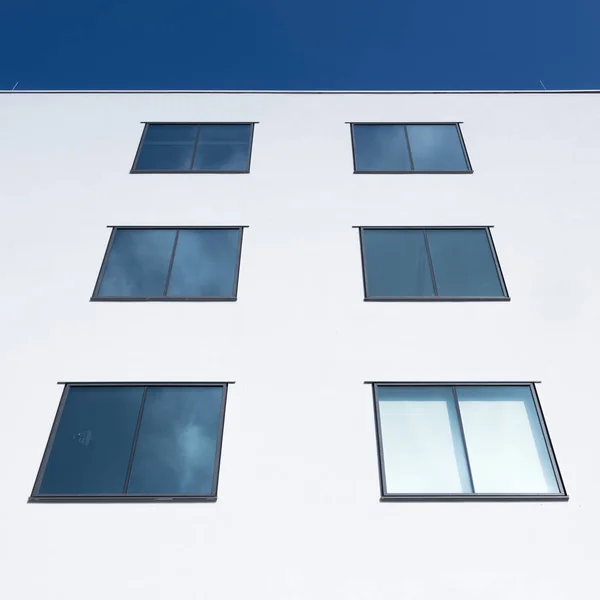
[0, 92, 598, 599]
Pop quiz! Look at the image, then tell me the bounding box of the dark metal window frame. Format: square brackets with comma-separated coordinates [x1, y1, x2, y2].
[29, 382, 231, 503]
[357, 226, 510, 301]
[90, 225, 246, 302]
[130, 122, 256, 174]
[349, 122, 473, 174]
[369, 381, 568, 502]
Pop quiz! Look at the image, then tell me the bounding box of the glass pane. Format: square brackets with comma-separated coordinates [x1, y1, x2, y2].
[353, 125, 412, 171]
[167, 229, 240, 298]
[192, 143, 250, 171]
[456, 386, 559, 494]
[426, 229, 504, 297]
[97, 229, 176, 298]
[198, 124, 251, 143]
[378, 386, 472, 494]
[406, 125, 469, 171]
[362, 229, 434, 297]
[135, 144, 195, 171]
[127, 387, 224, 495]
[143, 124, 199, 143]
[39, 387, 143, 495]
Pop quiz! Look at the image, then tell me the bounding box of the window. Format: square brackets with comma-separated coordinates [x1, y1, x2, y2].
[359, 227, 508, 300]
[30, 384, 228, 502]
[131, 123, 254, 173]
[351, 123, 471, 173]
[372, 383, 567, 501]
[92, 227, 244, 301]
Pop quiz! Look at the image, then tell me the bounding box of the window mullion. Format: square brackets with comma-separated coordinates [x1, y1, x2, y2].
[422, 230, 439, 296]
[451, 386, 476, 493]
[163, 230, 180, 296]
[403, 125, 415, 171]
[122, 386, 149, 494]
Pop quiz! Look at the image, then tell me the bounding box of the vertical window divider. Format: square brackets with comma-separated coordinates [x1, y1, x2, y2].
[163, 230, 180, 296]
[451, 386, 476, 493]
[403, 125, 415, 171]
[422, 230, 439, 296]
[189, 126, 202, 170]
[122, 386, 149, 493]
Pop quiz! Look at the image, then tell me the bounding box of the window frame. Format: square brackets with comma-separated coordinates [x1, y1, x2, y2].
[130, 122, 256, 174]
[357, 226, 510, 301]
[369, 381, 568, 502]
[90, 225, 246, 302]
[350, 122, 473, 174]
[29, 382, 230, 503]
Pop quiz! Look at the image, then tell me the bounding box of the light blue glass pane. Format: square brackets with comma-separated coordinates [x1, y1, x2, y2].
[98, 229, 176, 297]
[362, 229, 434, 297]
[127, 387, 224, 495]
[144, 124, 198, 143]
[378, 386, 472, 493]
[39, 387, 143, 495]
[192, 143, 250, 171]
[167, 229, 240, 298]
[456, 386, 559, 494]
[406, 125, 469, 171]
[353, 125, 411, 171]
[426, 229, 503, 297]
[198, 124, 251, 143]
[135, 144, 195, 171]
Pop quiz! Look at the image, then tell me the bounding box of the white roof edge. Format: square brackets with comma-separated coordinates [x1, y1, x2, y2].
[1, 89, 600, 94]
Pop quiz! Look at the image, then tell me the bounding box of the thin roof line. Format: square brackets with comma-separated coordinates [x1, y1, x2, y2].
[2, 89, 600, 95]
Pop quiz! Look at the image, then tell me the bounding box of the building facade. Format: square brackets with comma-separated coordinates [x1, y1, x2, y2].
[0, 91, 598, 598]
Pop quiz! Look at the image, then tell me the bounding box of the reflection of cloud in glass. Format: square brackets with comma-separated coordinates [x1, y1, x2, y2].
[98, 229, 175, 297]
[167, 229, 240, 297]
[353, 125, 411, 171]
[406, 125, 468, 171]
[127, 387, 223, 495]
[193, 124, 251, 171]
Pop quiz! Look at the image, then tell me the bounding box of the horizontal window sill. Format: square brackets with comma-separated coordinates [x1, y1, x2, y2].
[130, 169, 250, 174]
[353, 170, 474, 175]
[29, 495, 217, 503]
[90, 297, 237, 302]
[364, 296, 510, 302]
[381, 494, 568, 502]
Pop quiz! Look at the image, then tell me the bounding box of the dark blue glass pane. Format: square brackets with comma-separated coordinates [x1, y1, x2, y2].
[167, 229, 240, 298]
[426, 229, 504, 297]
[362, 229, 434, 297]
[406, 125, 469, 171]
[135, 144, 195, 171]
[143, 124, 198, 143]
[98, 229, 176, 297]
[39, 387, 143, 495]
[127, 387, 224, 495]
[193, 143, 250, 171]
[198, 124, 251, 143]
[353, 125, 411, 172]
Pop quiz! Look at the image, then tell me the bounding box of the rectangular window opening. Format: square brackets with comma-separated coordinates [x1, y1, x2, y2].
[30, 383, 229, 502]
[372, 383, 567, 501]
[351, 123, 472, 173]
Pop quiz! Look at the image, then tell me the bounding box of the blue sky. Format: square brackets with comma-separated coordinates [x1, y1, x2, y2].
[1, 0, 598, 90]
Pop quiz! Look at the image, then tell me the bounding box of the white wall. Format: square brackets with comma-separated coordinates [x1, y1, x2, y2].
[0, 92, 598, 599]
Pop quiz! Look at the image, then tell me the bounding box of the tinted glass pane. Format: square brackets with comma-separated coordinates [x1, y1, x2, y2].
[143, 124, 199, 143]
[378, 387, 472, 493]
[362, 229, 434, 297]
[127, 387, 224, 495]
[193, 143, 250, 171]
[135, 144, 195, 171]
[406, 125, 469, 171]
[198, 124, 251, 143]
[98, 229, 176, 297]
[426, 229, 504, 297]
[39, 387, 143, 495]
[353, 125, 412, 171]
[457, 386, 559, 494]
[167, 229, 240, 297]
